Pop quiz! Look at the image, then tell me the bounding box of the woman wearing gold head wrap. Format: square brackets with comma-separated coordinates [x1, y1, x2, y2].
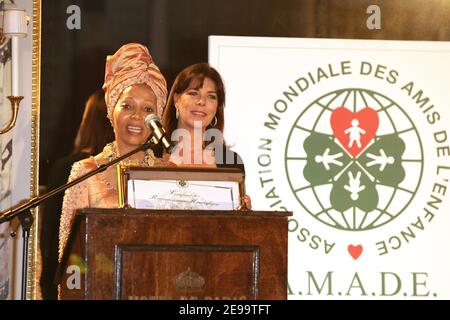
[58, 43, 167, 260]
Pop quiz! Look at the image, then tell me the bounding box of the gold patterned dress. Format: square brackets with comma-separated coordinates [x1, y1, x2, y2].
[58, 142, 158, 261]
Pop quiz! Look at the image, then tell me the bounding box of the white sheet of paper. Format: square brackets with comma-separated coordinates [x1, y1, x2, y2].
[128, 179, 240, 210]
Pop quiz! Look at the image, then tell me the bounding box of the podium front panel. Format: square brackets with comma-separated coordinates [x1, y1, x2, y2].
[59, 209, 289, 300]
[116, 244, 259, 300]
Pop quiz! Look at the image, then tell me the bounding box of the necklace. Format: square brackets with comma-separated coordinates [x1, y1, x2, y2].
[97, 142, 156, 192]
[102, 141, 156, 167]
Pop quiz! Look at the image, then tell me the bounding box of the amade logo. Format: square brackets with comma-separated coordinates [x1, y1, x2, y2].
[285, 88, 423, 232]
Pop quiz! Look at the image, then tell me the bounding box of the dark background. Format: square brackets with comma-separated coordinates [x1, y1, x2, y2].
[39, 0, 450, 185]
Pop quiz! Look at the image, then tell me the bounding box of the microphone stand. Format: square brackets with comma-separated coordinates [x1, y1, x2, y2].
[0, 139, 157, 300]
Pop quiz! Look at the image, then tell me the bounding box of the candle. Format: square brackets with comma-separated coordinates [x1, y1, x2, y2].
[11, 36, 19, 96]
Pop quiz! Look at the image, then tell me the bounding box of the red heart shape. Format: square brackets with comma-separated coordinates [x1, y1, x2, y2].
[348, 244, 363, 260]
[330, 107, 379, 158]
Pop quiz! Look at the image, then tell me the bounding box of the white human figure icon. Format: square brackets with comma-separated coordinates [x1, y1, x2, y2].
[344, 171, 365, 200]
[315, 148, 343, 171]
[366, 148, 394, 171]
[344, 119, 366, 148]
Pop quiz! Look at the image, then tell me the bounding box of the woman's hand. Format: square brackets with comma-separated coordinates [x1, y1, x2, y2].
[159, 153, 177, 167]
[244, 194, 252, 210]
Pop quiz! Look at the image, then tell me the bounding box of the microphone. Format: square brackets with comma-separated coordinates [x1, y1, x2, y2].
[144, 114, 173, 153]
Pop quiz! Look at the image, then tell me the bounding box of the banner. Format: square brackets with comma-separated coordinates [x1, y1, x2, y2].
[209, 36, 450, 299]
[0, 4, 13, 299]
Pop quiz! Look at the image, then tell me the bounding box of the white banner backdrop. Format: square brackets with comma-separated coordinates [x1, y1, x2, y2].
[0, 0, 33, 300]
[0, 38, 13, 300]
[209, 36, 450, 299]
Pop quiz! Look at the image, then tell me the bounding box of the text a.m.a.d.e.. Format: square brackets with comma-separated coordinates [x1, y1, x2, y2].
[288, 270, 435, 298]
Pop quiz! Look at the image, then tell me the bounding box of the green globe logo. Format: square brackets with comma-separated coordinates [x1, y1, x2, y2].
[285, 88, 424, 231]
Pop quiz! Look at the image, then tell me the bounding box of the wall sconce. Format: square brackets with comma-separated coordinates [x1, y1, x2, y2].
[0, 4, 28, 134]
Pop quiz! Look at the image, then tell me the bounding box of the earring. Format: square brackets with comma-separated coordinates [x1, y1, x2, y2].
[211, 116, 218, 127]
[175, 107, 179, 119]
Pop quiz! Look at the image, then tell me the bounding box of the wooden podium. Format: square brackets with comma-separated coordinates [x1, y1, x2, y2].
[59, 208, 290, 300]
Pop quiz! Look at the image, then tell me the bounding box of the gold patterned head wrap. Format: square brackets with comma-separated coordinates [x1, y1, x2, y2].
[102, 43, 167, 121]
